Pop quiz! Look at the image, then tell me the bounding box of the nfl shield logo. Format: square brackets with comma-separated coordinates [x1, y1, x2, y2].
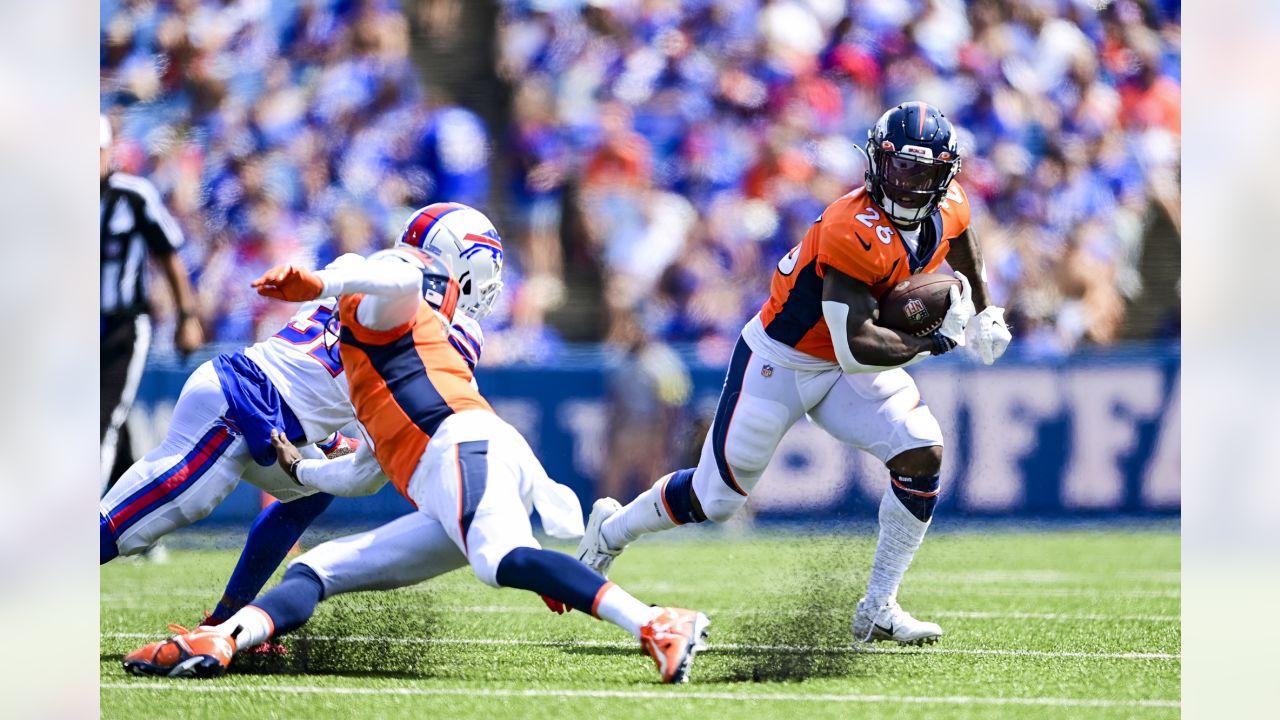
[904, 297, 929, 324]
[761, 364, 774, 378]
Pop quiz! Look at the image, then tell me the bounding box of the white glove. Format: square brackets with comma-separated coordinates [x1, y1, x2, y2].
[967, 305, 1012, 365]
[933, 271, 975, 352]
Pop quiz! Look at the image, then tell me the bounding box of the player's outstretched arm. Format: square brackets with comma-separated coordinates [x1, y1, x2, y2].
[820, 267, 953, 374]
[271, 429, 388, 497]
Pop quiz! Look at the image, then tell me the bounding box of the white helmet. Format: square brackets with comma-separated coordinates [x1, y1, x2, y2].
[397, 202, 504, 320]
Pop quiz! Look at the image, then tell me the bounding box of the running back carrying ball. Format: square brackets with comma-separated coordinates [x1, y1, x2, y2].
[876, 273, 960, 336]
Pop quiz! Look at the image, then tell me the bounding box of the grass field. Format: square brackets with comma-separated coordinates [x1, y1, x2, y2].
[100, 525, 1180, 719]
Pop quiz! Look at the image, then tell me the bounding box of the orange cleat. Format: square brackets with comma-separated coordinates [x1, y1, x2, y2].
[122, 624, 237, 679]
[640, 608, 710, 683]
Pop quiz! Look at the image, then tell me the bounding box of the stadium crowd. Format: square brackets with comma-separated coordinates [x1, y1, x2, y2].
[101, 0, 1181, 363]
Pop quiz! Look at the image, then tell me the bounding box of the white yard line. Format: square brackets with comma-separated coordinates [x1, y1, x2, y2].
[99, 598, 1180, 623]
[99, 683, 1180, 709]
[102, 632, 1179, 661]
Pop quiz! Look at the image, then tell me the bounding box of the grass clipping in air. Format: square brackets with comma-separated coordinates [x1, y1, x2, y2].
[714, 536, 862, 683]
[234, 588, 445, 678]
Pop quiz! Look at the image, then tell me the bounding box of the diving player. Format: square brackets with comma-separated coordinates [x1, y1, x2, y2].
[576, 102, 1013, 645]
[124, 247, 711, 683]
[193, 203, 504, 627]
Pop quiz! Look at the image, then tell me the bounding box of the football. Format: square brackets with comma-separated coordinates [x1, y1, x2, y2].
[876, 273, 960, 336]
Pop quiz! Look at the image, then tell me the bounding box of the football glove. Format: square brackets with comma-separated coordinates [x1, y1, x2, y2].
[966, 305, 1012, 365]
[252, 264, 325, 302]
[932, 271, 974, 353]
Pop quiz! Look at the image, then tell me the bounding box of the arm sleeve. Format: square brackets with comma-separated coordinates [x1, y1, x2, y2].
[132, 178, 184, 255]
[315, 256, 422, 331]
[821, 300, 930, 374]
[294, 440, 388, 496]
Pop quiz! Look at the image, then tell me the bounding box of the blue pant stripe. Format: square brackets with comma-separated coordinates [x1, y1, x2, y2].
[710, 337, 753, 496]
[456, 440, 489, 550]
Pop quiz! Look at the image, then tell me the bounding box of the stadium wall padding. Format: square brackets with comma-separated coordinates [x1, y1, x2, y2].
[127, 345, 1180, 525]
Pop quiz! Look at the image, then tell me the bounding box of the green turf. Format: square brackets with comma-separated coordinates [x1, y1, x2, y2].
[101, 526, 1180, 719]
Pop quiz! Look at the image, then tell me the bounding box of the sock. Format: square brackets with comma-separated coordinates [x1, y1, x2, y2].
[220, 564, 325, 646]
[865, 484, 932, 605]
[216, 605, 274, 650]
[495, 547, 609, 615]
[594, 583, 660, 639]
[100, 513, 118, 564]
[208, 492, 334, 624]
[601, 469, 701, 550]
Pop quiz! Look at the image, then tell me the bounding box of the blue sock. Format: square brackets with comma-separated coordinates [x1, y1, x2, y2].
[100, 513, 118, 564]
[208, 492, 334, 624]
[495, 547, 608, 614]
[662, 468, 706, 524]
[250, 564, 326, 637]
[890, 472, 941, 522]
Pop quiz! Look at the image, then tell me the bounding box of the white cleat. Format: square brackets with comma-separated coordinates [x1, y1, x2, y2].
[576, 498, 624, 577]
[852, 597, 943, 646]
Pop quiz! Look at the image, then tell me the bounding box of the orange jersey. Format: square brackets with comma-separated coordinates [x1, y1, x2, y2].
[338, 295, 492, 503]
[759, 181, 971, 363]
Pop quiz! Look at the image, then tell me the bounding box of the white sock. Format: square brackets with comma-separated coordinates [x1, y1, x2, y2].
[593, 583, 660, 639]
[601, 474, 680, 550]
[864, 486, 931, 605]
[216, 605, 275, 650]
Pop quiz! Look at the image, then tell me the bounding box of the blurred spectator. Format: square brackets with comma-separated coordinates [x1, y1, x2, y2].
[601, 311, 692, 502]
[102, 0, 1180, 359]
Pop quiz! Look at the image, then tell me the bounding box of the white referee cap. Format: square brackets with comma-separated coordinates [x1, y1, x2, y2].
[100, 114, 112, 149]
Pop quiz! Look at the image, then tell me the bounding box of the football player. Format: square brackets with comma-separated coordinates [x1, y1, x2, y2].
[123, 247, 711, 683]
[577, 102, 1012, 645]
[192, 202, 505, 628]
[99, 205, 498, 607]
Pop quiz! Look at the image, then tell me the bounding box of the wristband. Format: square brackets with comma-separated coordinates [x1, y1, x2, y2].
[287, 458, 304, 485]
[930, 331, 957, 356]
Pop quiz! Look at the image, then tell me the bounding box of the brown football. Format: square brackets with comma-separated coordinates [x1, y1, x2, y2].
[876, 273, 960, 336]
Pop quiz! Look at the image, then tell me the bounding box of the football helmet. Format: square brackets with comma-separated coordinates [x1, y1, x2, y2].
[368, 246, 460, 320]
[398, 202, 504, 320]
[864, 102, 961, 227]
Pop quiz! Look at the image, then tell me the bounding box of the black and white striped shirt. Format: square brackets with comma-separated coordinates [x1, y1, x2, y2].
[100, 172, 184, 318]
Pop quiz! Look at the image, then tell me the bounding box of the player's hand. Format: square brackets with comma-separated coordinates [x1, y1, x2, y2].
[966, 305, 1012, 365]
[271, 429, 305, 484]
[252, 264, 325, 302]
[174, 314, 204, 356]
[933, 271, 975, 352]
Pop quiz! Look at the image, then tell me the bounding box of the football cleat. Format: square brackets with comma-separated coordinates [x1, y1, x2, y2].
[576, 498, 624, 577]
[852, 597, 943, 646]
[640, 608, 710, 684]
[123, 624, 237, 678]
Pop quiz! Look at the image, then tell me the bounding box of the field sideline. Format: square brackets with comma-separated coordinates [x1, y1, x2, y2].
[101, 526, 1179, 719]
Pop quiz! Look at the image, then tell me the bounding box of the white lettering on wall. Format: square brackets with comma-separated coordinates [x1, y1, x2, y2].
[962, 370, 1062, 511]
[558, 400, 606, 478]
[1061, 367, 1163, 509]
[1142, 372, 1180, 508]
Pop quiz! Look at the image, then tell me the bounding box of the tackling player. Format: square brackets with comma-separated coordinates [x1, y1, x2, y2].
[123, 248, 711, 683]
[577, 102, 1013, 645]
[194, 203, 505, 627]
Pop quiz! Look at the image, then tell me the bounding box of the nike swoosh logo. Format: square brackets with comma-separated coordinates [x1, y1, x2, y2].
[858, 236, 873, 251]
[875, 623, 894, 636]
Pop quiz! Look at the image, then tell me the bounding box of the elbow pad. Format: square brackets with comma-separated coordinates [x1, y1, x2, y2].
[821, 301, 929, 374]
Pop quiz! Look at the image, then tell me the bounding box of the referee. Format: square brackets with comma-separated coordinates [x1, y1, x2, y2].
[100, 114, 204, 494]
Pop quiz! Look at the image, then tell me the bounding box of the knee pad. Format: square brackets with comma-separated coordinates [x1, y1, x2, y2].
[722, 399, 787, 476]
